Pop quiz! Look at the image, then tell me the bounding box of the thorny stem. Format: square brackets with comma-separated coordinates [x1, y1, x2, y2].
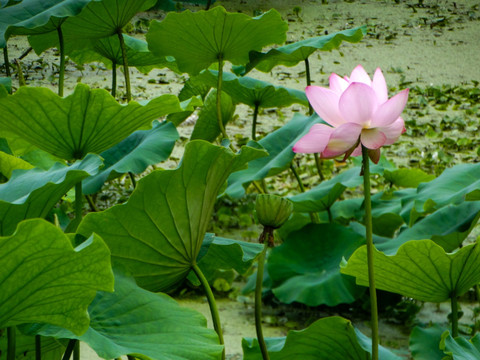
[192, 263, 225, 360]
[129, 172, 137, 189]
[111, 62, 117, 97]
[451, 294, 459, 337]
[3, 46, 10, 77]
[14, 59, 26, 87]
[362, 145, 379, 360]
[57, 26, 65, 96]
[117, 30, 131, 102]
[7, 327, 15, 360]
[252, 102, 260, 140]
[255, 237, 270, 360]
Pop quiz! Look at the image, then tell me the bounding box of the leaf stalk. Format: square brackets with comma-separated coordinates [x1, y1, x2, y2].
[362, 145, 379, 360]
[255, 240, 270, 360]
[57, 26, 65, 97]
[117, 31, 131, 102]
[192, 263, 225, 360]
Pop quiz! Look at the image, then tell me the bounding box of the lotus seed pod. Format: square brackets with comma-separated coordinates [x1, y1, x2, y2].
[255, 194, 293, 229]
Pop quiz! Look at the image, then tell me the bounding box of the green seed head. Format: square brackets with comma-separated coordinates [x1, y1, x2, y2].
[255, 194, 293, 229]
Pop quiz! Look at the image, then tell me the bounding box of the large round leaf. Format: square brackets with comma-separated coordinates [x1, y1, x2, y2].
[341, 239, 480, 302]
[399, 162, 480, 224]
[197, 70, 308, 108]
[0, 219, 114, 335]
[0, 154, 102, 236]
[0, 0, 91, 47]
[239, 26, 366, 74]
[78, 140, 267, 292]
[0, 84, 199, 160]
[268, 223, 365, 306]
[226, 113, 320, 199]
[409, 325, 446, 360]
[27, 271, 223, 360]
[441, 331, 480, 359]
[66, 34, 179, 74]
[243, 316, 400, 360]
[82, 121, 178, 195]
[147, 6, 288, 74]
[288, 166, 362, 213]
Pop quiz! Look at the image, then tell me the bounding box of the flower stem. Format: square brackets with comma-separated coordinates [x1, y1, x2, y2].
[111, 62, 117, 97]
[7, 327, 15, 360]
[117, 31, 131, 102]
[57, 26, 65, 97]
[36, 335, 41, 360]
[192, 263, 225, 359]
[3, 46, 10, 77]
[361, 145, 379, 360]
[255, 243, 270, 360]
[252, 102, 260, 140]
[216, 56, 228, 141]
[451, 294, 459, 337]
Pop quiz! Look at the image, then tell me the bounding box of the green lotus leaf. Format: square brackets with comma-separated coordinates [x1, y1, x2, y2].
[441, 331, 480, 359]
[352, 201, 480, 255]
[66, 34, 179, 74]
[0, 219, 114, 334]
[288, 167, 362, 213]
[341, 239, 480, 302]
[243, 316, 400, 360]
[78, 140, 267, 292]
[384, 168, 435, 188]
[147, 7, 288, 74]
[0, 84, 198, 160]
[0, 0, 91, 47]
[466, 189, 480, 201]
[268, 223, 365, 306]
[239, 26, 366, 75]
[63, 0, 156, 39]
[25, 270, 223, 360]
[0, 154, 102, 236]
[0, 328, 65, 360]
[190, 235, 264, 285]
[0, 77, 11, 93]
[191, 89, 235, 142]
[198, 70, 308, 108]
[226, 113, 320, 199]
[399, 162, 480, 224]
[0, 151, 33, 178]
[409, 325, 446, 360]
[82, 121, 179, 195]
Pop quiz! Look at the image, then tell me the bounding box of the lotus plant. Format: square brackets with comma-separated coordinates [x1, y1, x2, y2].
[293, 65, 409, 360]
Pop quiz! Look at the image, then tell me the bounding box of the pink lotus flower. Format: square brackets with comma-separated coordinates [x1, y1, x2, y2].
[293, 65, 409, 163]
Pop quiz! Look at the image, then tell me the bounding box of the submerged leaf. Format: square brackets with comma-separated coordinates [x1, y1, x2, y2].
[0, 219, 113, 335]
[78, 141, 266, 292]
[147, 6, 288, 74]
